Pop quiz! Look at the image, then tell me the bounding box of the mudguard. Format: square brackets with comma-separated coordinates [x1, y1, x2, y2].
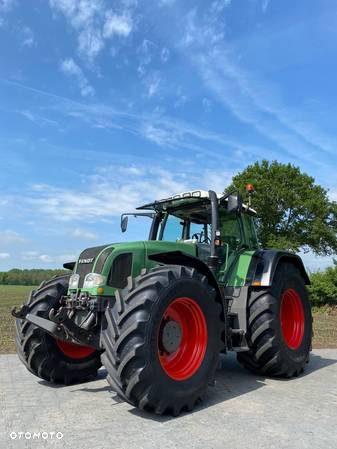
[226, 249, 310, 343]
[249, 249, 310, 286]
[148, 250, 222, 293]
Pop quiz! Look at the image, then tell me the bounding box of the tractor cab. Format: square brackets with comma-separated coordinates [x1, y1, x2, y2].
[122, 189, 259, 283]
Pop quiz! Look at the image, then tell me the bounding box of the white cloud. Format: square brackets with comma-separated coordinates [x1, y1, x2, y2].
[49, 0, 105, 60]
[137, 39, 157, 77]
[160, 47, 170, 63]
[20, 110, 35, 121]
[58, 253, 78, 261]
[19, 110, 58, 126]
[19, 164, 232, 222]
[39, 254, 54, 263]
[146, 71, 161, 97]
[0, 230, 26, 243]
[119, 166, 144, 176]
[103, 11, 132, 38]
[210, 0, 232, 13]
[78, 27, 104, 61]
[22, 26, 35, 47]
[21, 251, 77, 263]
[0, 252, 10, 259]
[49, 0, 135, 61]
[60, 58, 94, 97]
[6, 78, 279, 161]
[180, 9, 337, 165]
[142, 123, 181, 147]
[72, 228, 98, 240]
[49, 0, 103, 29]
[46, 93, 276, 159]
[21, 251, 39, 260]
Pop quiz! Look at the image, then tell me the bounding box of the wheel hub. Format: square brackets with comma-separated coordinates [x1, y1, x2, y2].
[158, 297, 208, 381]
[280, 288, 305, 350]
[161, 320, 182, 354]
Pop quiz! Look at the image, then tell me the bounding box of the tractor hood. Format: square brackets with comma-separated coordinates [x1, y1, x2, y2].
[71, 240, 197, 294]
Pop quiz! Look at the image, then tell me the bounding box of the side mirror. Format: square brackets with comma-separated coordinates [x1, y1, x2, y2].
[227, 194, 242, 214]
[121, 215, 128, 233]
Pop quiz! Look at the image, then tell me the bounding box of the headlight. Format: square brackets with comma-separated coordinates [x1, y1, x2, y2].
[83, 273, 106, 289]
[69, 273, 80, 289]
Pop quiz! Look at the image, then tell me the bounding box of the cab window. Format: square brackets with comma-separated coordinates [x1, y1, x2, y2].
[189, 222, 211, 243]
[242, 214, 259, 249]
[219, 210, 242, 255]
[160, 214, 184, 241]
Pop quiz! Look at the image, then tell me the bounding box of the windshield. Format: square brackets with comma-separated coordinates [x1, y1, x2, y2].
[159, 212, 210, 243]
[160, 214, 184, 241]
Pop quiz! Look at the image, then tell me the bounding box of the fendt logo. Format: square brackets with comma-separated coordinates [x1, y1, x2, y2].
[78, 258, 94, 264]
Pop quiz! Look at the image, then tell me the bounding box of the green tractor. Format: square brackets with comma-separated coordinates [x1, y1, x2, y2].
[12, 189, 312, 415]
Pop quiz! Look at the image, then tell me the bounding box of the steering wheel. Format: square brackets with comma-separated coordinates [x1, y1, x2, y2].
[192, 233, 211, 244]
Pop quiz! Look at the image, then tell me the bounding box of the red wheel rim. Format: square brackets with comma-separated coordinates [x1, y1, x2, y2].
[55, 339, 95, 360]
[280, 289, 305, 350]
[158, 297, 207, 381]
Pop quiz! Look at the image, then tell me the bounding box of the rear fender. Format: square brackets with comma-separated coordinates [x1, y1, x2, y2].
[226, 250, 309, 346]
[249, 250, 310, 287]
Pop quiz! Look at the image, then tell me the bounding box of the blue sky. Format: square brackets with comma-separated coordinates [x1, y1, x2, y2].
[0, 0, 337, 271]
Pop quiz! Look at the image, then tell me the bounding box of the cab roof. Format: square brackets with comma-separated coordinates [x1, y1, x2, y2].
[137, 189, 256, 215]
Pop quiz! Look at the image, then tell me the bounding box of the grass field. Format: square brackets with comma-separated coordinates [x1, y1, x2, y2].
[0, 284, 336, 353]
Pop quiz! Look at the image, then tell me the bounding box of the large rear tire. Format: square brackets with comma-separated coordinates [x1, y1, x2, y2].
[15, 275, 102, 384]
[101, 265, 222, 415]
[237, 262, 312, 377]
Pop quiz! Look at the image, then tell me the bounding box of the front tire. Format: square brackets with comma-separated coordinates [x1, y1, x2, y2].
[237, 263, 312, 377]
[101, 265, 222, 415]
[15, 275, 102, 384]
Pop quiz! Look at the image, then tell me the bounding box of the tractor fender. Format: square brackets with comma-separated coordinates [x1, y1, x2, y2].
[250, 249, 310, 287]
[148, 251, 224, 300]
[227, 250, 310, 342]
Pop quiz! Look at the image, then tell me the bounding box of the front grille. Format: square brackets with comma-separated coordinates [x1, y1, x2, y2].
[76, 245, 109, 287]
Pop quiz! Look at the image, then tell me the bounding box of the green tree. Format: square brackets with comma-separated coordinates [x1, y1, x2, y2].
[308, 261, 337, 306]
[227, 160, 337, 255]
[0, 269, 68, 286]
